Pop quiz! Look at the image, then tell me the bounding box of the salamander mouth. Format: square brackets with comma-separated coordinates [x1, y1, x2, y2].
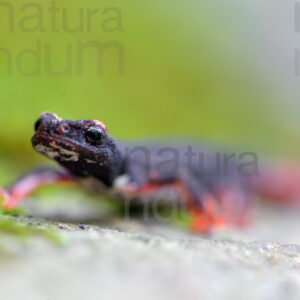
[32, 132, 92, 162]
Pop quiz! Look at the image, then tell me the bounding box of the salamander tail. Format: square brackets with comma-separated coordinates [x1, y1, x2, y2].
[252, 165, 300, 205]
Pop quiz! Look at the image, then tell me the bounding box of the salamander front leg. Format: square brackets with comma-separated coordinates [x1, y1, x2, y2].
[0, 167, 76, 210]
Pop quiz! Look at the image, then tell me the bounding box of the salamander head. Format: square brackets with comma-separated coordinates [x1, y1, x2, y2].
[32, 112, 122, 185]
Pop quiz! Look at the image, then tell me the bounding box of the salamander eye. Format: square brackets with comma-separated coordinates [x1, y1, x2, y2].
[34, 118, 42, 132]
[85, 126, 105, 145]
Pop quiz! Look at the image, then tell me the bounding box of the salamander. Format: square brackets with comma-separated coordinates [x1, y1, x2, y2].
[1, 112, 300, 233]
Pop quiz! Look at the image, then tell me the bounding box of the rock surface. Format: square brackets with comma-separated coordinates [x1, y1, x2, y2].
[1, 196, 300, 300]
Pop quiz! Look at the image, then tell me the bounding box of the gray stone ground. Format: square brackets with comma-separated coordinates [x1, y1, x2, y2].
[1, 196, 300, 300]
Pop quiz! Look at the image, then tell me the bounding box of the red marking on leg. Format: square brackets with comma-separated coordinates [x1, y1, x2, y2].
[136, 182, 164, 194]
[168, 182, 228, 233]
[125, 180, 230, 234]
[189, 195, 227, 234]
[125, 180, 194, 206]
[1, 172, 75, 210]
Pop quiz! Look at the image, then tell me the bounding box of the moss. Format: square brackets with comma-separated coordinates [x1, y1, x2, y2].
[0, 204, 63, 245]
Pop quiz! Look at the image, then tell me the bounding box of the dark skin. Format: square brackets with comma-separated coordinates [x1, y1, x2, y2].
[1, 112, 299, 233]
[32, 112, 124, 186]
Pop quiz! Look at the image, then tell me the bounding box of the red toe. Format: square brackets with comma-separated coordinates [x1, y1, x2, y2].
[0, 188, 12, 209]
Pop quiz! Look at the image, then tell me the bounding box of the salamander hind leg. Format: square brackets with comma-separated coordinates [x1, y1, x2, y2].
[188, 194, 228, 234]
[215, 184, 253, 228]
[182, 180, 252, 234]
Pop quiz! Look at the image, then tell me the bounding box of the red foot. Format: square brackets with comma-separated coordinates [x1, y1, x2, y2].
[189, 192, 252, 234]
[0, 188, 13, 209]
[189, 194, 227, 234]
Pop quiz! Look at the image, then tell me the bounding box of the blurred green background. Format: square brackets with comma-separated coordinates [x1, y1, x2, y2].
[0, 0, 299, 185]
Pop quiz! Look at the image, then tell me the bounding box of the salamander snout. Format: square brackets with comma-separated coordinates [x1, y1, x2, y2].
[34, 112, 61, 134]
